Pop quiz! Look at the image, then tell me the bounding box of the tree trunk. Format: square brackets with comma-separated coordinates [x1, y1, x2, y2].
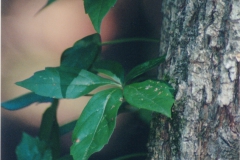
[147, 0, 240, 159]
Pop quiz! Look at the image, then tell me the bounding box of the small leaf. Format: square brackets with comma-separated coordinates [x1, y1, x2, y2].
[84, 0, 117, 33]
[1, 92, 53, 110]
[16, 67, 119, 99]
[125, 55, 166, 83]
[93, 60, 124, 84]
[37, 0, 57, 13]
[71, 88, 123, 160]
[123, 80, 174, 118]
[39, 99, 60, 159]
[16, 133, 52, 160]
[60, 34, 101, 70]
[43, 0, 56, 7]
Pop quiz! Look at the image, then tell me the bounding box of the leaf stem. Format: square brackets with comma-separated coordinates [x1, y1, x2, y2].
[113, 152, 147, 160]
[84, 94, 94, 97]
[101, 38, 159, 46]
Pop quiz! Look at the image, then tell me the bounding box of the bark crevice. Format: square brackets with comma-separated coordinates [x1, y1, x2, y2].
[147, 0, 240, 159]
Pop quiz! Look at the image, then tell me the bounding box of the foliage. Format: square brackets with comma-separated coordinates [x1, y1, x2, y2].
[84, 0, 117, 33]
[71, 88, 123, 160]
[16, 133, 52, 160]
[1, 92, 53, 110]
[38, 99, 60, 159]
[2, 0, 175, 160]
[123, 80, 174, 118]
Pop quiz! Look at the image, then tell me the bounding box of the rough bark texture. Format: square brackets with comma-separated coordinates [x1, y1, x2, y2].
[147, 0, 240, 159]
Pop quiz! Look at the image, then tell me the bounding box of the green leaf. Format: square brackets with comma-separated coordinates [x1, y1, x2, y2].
[70, 88, 123, 160]
[60, 34, 101, 97]
[123, 80, 174, 118]
[1, 92, 53, 110]
[60, 120, 77, 136]
[43, 0, 56, 7]
[93, 60, 124, 84]
[37, 0, 57, 13]
[84, 0, 117, 33]
[16, 67, 119, 99]
[60, 34, 101, 70]
[16, 133, 52, 160]
[39, 99, 60, 159]
[125, 55, 166, 83]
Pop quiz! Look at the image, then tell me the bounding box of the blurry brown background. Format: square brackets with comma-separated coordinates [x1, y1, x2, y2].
[1, 0, 161, 159]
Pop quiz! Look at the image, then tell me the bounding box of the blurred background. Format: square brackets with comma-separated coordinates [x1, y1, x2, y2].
[1, 0, 161, 159]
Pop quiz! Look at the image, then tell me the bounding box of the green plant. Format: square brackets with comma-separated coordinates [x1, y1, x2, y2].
[2, 0, 175, 160]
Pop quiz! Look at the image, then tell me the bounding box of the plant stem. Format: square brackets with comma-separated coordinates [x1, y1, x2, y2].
[113, 153, 147, 160]
[101, 38, 159, 46]
[84, 94, 94, 96]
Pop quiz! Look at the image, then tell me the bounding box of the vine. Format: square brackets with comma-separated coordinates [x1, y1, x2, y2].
[1, 0, 175, 160]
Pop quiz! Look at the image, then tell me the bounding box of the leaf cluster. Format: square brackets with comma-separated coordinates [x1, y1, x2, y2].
[2, 1, 175, 160]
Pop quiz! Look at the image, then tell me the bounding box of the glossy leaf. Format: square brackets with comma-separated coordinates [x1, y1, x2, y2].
[16, 67, 118, 98]
[71, 88, 123, 160]
[60, 34, 101, 70]
[39, 99, 60, 159]
[16, 133, 52, 160]
[123, 80, 174, 118]
[84, 0, 117, 33]
[60, 34, 101, 96]
[93, 60, 124, 84]
[125, 55, 166, 83]
[1, 92, 53, 110]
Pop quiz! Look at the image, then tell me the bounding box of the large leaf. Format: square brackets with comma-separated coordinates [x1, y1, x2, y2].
[84, 0, 117, 33]
[16, 67, 118, 98]
[1, 92, 53, 110]
[93, 60, 124, 84]
[125, 55, 166, 83]
[123, 80, 174, 118]
[60, 34, 101, 70]
[39, 99, 60, 159]
[71, 88, 123, 160]
[60, 34, 101, 96]
[16, 133, 52, 160]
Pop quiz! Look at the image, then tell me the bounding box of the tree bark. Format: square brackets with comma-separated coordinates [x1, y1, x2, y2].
[147, 0, 240, 159]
